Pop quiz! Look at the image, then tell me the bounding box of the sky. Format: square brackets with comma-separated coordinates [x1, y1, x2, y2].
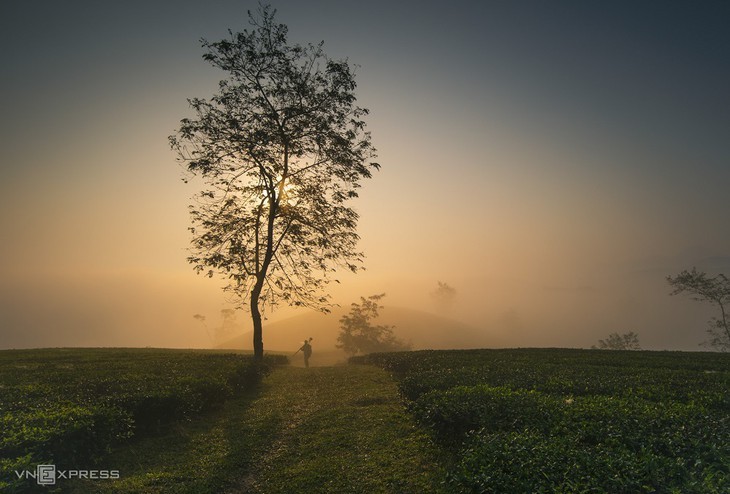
[1, 0, 729, 351]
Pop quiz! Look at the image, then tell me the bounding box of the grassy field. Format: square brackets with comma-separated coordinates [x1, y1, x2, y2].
[2, 347, 729, 493]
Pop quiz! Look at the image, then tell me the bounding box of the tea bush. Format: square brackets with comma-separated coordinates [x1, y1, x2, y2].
[0, 348, 286, 492]
[355, 348, 730, 493]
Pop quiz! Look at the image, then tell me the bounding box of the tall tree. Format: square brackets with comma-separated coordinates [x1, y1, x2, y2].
[170, 5, 379, 358]
[667, 268, 730, 351]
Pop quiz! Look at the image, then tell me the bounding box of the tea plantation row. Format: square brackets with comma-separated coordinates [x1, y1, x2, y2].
[354, 348, 730, 493]
[0, 348, 285, 493]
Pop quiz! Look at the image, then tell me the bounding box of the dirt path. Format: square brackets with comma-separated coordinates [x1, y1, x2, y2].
[234, 365, 446, 493]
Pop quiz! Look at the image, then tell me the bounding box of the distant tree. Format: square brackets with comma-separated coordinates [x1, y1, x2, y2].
[193, 309, 239, 344]
[667, 268, 730, 351]
[193, 313, 213, 342]
[336, 294, 410, 356]
[431, 281, 457, 309]
[170, 5, 379, 359]
[593, 331, 641, 350]
[215, 308, 238, 343]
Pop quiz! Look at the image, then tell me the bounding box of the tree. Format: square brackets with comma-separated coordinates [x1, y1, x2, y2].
[430, 280, 457, 309]
[170, 5, 379, 359]
[592, 331, 641, 350]
[336, 294, 409, 356]
[216, 308, 238, 343]
[667, 268, 730, 351]
[193, 313, 212, 343]
[193, 309, 239, 344]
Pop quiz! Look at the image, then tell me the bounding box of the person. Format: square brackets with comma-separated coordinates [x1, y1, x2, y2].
[299, 337, 313, 368]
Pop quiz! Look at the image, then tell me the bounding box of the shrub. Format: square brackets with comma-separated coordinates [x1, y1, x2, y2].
[363, 348, 730, 493]
[410, 386, 556, 442]
[0, 349, 286, 492]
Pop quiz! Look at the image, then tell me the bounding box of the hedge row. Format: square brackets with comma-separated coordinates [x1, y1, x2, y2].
[356, 348, 730, 493]
[0, 349, 286, 492]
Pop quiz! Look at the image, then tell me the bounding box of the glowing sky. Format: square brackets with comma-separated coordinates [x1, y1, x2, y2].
[1, 1, 729, 350]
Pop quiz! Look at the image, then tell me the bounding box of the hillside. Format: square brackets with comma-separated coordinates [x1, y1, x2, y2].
[13, 348, 724, 493]
[217, 306, 503, 356]
[5, 352, 446, 493]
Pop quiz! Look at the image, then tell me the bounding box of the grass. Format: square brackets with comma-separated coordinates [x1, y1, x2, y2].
[64, 365, 446, 493]
[247, 366, 446, 493]
[8, 347, 728, 493]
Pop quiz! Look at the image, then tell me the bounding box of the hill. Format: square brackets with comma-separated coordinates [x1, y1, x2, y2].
[217, 306, 502, 357]
[26, 348, 726, 493]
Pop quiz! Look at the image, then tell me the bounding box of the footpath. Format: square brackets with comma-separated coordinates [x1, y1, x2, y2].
[67, 365, 446, 493]
[232, 365, 446, 493]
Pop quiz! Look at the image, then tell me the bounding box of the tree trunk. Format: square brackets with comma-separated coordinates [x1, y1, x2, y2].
[251, 282, 264, 360]
[250, 177, 278, 361]
[720, 302, 730, 344]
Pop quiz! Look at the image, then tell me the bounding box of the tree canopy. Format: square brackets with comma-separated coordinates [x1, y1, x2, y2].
[430, 281, 457, 308]
[170, 5, 379, 357]
[337, 294, 410, 356]
[667, 268, 730, 351]
[592, 331, 641, 351]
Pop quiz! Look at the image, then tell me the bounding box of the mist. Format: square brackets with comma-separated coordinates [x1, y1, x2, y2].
[1, 249, 725, 352]
[2, 1, 729, 353]
[0, 271, 215, 349]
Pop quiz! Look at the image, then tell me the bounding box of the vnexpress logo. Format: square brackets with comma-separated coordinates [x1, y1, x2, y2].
[15, 464, 120, 485]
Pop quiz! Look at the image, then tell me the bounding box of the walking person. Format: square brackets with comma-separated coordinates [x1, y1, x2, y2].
[298, 337, 313, 368]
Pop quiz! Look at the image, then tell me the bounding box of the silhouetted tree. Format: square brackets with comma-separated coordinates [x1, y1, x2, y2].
[431, 281, 457, 309]
[593, 331, 641, 350]
[170, 5, 379, 358]
[337, 294, 409, 356]
[668, 268, 730, 351]
[193, 313, 212, 342]
[216, 308, 238, 343]
[193, 309, 239, 344]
